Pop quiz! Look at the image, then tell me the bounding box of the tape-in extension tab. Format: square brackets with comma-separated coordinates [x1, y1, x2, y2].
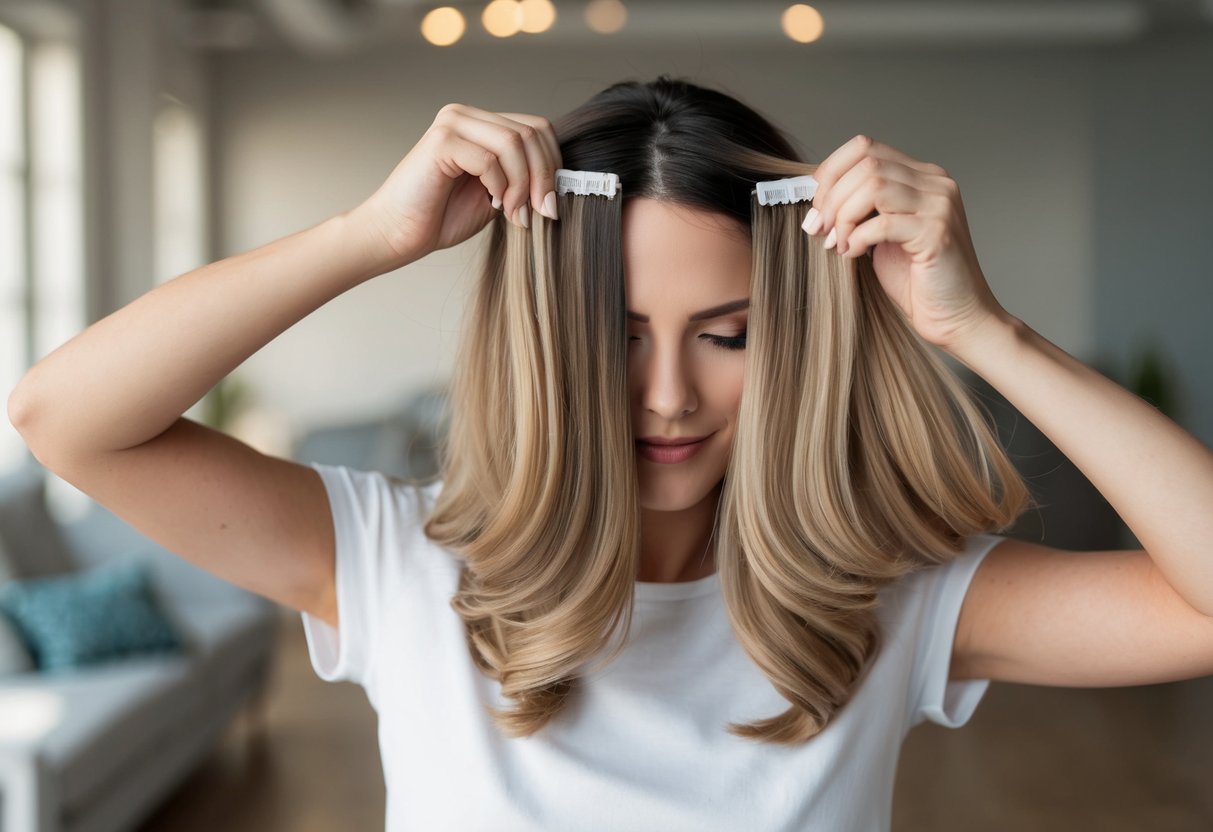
[754, 174, 818, 206]
[555, 168, 620, 199]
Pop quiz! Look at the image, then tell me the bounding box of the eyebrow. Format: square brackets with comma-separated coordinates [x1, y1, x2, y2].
[626, 297, 750, 324]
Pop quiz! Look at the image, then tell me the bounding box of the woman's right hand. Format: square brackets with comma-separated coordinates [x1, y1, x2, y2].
[352, 103, 564, 268]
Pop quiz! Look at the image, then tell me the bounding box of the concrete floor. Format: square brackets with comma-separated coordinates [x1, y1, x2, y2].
[138, 607, 1213, 831]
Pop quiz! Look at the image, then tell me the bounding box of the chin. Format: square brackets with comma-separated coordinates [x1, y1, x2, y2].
[636, 463, 725, 512]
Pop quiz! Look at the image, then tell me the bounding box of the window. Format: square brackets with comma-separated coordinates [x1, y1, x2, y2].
[153, 94, 206, 286]
[0, 23, 84, 476]
[31, 43, 83, 371]
[0, 22, 29, 472]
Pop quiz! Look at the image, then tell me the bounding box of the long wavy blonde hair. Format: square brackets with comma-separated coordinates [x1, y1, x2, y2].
[422, 75, 1034, 746]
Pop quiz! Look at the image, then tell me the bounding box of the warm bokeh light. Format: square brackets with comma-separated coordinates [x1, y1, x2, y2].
[519, 0, 557, 34]
[420, 7, 466, 46]
[781, 3, 824, 43]
[483, 0, 524, 37]
[584, 0, 627, 35]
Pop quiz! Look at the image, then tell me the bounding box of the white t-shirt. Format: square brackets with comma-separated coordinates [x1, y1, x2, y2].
[301, 462, 1001, 831]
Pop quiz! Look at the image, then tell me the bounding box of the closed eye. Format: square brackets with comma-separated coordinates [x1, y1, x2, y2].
[703, 333, 746, 351]
[627, 333, 747, 351]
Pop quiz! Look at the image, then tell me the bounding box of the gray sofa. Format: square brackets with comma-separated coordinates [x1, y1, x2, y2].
[0, 460, 278, 832]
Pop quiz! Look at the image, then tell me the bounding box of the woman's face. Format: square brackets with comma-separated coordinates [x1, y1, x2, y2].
[624, 197, 752, 511]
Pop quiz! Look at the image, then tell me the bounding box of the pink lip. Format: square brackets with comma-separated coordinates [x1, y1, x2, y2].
[635, 435, 711, 464]
[636, 434, 712, 446]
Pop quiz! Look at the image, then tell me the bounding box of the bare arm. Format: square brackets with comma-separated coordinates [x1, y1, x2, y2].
[8, 205, 404, 459]
[3, 206, 409, 622]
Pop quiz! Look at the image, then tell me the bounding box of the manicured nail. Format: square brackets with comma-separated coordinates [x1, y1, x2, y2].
[803, 207, 822, 235]
[516, 204, 529, 229]
[542, 190, 559, 220]
[824, 227, 837, 250]
[491, 194, 502, 210]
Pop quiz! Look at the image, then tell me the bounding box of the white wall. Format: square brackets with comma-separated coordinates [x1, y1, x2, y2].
[212, 42, 1104, 441]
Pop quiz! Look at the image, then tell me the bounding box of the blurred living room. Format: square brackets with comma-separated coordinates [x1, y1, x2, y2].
[1, 0, 1212, 830]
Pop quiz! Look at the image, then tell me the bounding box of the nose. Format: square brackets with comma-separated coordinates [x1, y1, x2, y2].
[633, 340, 697, 420]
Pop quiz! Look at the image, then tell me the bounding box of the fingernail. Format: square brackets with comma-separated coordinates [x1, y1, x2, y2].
[542, 190, 558, 220]
[803, 207, 822, 235]
[824, 227, 837, 250]
[491, 194, 502, 210]
[516, 204, 529, 229]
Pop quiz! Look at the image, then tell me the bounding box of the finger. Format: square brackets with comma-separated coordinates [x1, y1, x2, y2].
[812, 134, 949, 238]
[498, 111, 564, 206]
[460, 106, 561, 221]
[433, 105, 530, 223]
[835, 212, 929, 260]
[829, 176, 923, 256]
[436, 104, 550, 227]
[429, 128, 509, 211]
[481, 109, 563, 176]
[814, 159, 924, 245]
[812, 134, 945, 195]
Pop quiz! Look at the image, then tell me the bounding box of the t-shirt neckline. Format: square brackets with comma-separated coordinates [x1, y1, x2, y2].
[634, 570, 721, 601]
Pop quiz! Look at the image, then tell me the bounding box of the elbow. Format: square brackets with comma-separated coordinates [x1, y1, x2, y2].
[7, 377, 38, 436]
[7, 376, 51, 462]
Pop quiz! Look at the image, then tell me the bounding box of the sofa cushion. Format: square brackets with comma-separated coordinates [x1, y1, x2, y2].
[0, 557, 185, 672]
[0, 462, 77, 579]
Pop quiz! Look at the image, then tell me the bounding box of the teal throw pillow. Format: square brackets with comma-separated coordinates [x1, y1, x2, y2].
[0, 557, 185, 673]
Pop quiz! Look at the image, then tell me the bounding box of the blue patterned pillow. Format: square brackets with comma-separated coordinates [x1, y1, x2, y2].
[0, 556, 185, 673]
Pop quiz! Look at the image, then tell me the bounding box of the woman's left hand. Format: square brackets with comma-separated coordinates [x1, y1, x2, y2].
[804, 134, 1010, 354]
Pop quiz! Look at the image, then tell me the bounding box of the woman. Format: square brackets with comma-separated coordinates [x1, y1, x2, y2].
[10, 76, 1213, 830]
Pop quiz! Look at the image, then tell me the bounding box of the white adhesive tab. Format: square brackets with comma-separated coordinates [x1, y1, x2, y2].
[555, 168, 620, 199]
[754, 174, 818, 206]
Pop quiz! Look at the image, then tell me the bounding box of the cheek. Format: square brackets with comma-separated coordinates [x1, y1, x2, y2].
[708, 366, 745, 420]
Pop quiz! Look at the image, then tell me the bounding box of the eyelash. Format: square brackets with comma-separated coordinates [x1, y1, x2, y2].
[628, 333, 748, 351]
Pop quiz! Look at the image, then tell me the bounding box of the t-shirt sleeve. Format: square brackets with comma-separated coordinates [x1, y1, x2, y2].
[300, 462, 393, 691]
[907, 533, 1006, 729]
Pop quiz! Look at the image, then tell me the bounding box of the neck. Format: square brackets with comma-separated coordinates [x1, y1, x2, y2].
[637, 481, 722, 583]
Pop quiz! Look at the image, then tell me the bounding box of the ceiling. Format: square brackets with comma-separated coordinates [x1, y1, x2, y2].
[175, 0, 1213, 55]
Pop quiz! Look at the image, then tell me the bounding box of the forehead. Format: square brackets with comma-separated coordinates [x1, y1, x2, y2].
[621, 198, 751, 307]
